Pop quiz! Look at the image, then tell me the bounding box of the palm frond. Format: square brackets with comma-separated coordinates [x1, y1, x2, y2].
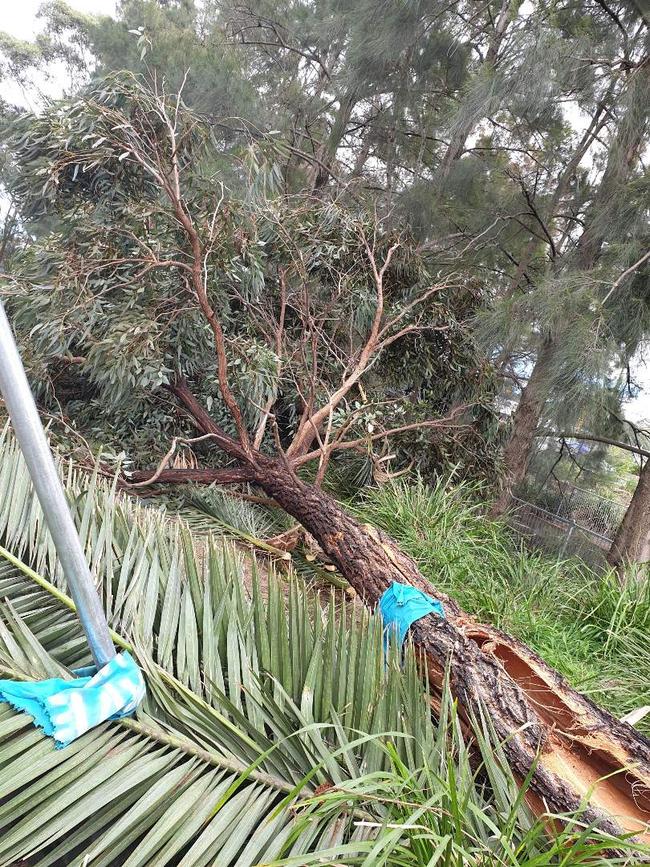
[165, 484, 293, 559]
[0, 428, 439, 865]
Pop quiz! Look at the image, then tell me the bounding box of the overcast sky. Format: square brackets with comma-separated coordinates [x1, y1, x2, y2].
[5, 0, 116, 39]
[2, 0, 649, 425]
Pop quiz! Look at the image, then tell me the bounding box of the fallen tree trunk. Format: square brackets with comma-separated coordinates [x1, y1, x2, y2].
[256, 462, 650, 843]
[133, 382, 650, 843]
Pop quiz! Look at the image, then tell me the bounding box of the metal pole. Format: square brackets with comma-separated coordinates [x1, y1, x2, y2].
[0, 302, 115, 668]
[559, 521, 575, 560]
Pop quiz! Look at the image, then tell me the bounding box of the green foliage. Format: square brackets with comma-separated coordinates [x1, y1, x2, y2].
[0, 33, 44, 79]
[273, 745, 649, 865]
[89, 0, 257, 120]
[1, 0, 648, 494]
[3, 71, 495, 480]
[0, 428, 462, 862]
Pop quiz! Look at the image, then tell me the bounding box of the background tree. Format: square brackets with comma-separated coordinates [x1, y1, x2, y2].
[608, 459, 650, 569]
[479, 6, 650, 515]
[217, 0, 650, 532]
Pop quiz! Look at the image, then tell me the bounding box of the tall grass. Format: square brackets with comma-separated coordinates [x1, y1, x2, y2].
[354, 478, 650, 732]
[271, 756, 649, 866]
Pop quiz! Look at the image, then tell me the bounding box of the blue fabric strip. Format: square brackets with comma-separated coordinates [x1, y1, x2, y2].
[0, 651, 145, 747]
[378, 581, 445, 649]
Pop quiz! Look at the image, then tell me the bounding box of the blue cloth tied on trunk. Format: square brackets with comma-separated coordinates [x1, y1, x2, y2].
[378, 581, 445, 650]
[0, 651, 145, 747]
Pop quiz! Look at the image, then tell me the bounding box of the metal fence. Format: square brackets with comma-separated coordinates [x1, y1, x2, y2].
[533, 482, 626, 538]
[509, 491, 620, 569]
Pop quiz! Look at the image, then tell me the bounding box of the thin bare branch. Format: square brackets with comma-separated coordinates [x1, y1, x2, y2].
[294, 404, 473, 466]
[286, 235, 399, 458]
[126, 433, 225, 488]
[601, 249, 650, 305]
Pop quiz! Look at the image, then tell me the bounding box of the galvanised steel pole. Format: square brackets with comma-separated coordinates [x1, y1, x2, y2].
[0, 301, 115, 668]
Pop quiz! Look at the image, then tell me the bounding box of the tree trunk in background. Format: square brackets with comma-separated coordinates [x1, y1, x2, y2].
[309, 90, 358, 191]
[608, 460, 650, 571]
[490, 338, 555, 516]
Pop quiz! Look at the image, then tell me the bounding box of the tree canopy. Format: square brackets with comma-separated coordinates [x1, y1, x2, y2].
[0, 0, 648, 534]
[4, 71, 496, 482]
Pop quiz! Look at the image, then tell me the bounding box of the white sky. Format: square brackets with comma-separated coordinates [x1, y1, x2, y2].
[2, 0, 116, 40]
[1, 0, 649, 424]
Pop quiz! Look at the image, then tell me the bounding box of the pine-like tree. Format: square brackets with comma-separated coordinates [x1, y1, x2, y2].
[482, 6, 649, 521]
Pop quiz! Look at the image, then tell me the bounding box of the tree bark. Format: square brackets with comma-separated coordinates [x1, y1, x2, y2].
[608, 460, 650, 570]
[129, 467, 254, 486]
[490, 337, 555, 516]
[136, 381, 650, 842]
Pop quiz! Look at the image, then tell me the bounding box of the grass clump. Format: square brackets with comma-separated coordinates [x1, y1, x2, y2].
[354, 478, 650, 732]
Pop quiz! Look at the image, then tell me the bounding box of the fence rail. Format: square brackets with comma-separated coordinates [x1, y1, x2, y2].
[509, 496, 614, 568]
